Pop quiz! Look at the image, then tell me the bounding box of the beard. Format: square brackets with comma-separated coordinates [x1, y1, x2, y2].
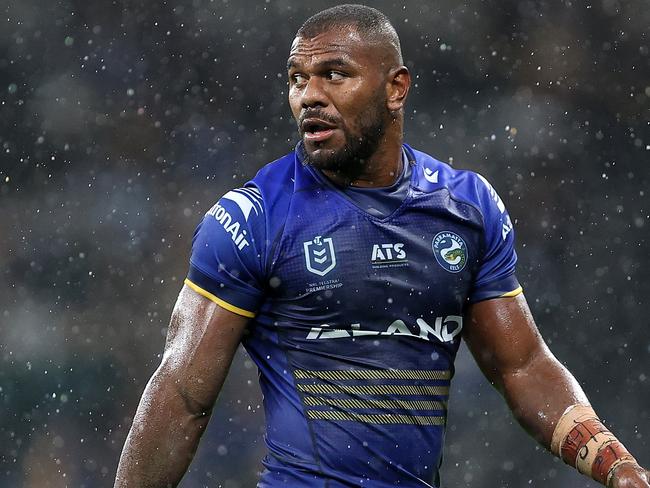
[299, 96, 389, 181]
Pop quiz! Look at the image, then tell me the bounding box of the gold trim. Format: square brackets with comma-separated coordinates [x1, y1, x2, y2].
[303, 396, 447, 411]
[294, 369, 451, 381]
[307, 410, 446, 426]
[184, 278, 256, 318]
[297, 383, 449, 396]
[501, 286, 523, 298]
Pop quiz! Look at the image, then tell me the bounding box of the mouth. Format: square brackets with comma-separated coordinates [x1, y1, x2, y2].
[302, 118, 337, 143]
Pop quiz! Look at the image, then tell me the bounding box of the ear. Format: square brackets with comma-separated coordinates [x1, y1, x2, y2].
[386, 66, 410, 112]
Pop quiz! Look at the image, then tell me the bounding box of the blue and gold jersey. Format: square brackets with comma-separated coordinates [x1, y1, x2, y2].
[186, 144, 521, 488]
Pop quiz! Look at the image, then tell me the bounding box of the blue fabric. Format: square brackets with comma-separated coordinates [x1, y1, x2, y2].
[320, 150, 412, 218]
[186, 144, 521, 487]
[188, 186, 267, 314]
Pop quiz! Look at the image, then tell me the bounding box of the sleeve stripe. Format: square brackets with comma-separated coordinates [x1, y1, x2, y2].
[500, 286, 523, 298]
[184, 278, 256, 318]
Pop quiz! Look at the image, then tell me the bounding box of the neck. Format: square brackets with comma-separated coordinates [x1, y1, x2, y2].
[322, 134, 404, 188]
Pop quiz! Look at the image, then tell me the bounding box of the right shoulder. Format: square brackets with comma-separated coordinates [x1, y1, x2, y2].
[186, 152, 300, 315]
[193, 150, 298, 263]
[247, 150, 298, 220]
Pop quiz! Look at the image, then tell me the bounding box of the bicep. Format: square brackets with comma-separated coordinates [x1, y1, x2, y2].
[158, 284, 250, 413]
[464, 293, 551, 389]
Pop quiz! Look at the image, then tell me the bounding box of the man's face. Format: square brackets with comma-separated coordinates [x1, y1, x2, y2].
[287, 27, 391, 173]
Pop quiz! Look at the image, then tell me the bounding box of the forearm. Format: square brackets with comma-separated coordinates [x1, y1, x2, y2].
[498, 350, 589, 447]
[500, 354, 645, 486]
[467, 295, 648, 486]
[114, 368, 212, 488]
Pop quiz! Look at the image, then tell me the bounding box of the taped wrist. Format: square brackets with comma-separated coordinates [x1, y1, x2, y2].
[550, 404, 637, 486]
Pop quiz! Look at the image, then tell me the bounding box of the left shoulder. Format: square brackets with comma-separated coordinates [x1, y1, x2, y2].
[406, 144, 509, 217]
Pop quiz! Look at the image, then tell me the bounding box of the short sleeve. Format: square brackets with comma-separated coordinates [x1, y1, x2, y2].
[185, 186, 266, 317]
[468, 174, 522, 303]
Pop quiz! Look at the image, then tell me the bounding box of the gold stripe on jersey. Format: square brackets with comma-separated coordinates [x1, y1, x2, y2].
[297, 383, 449, 396]
[307, 410, 446, 426]
[294, 369, 451, 381]
[184, 278, 256, 318]
[303, 396, 447, 412]
[501, 286, 523, 298]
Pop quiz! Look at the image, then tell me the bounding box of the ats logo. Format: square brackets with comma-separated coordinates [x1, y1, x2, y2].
[371, 243, 408, 268]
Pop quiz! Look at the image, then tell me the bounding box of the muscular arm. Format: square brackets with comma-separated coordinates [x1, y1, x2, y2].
[464, 293, 586, 445]
[114, 285, 250, 487]
[465, 293, 648, 486]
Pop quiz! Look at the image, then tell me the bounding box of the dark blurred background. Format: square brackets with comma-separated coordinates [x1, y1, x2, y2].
[1, 0, 648, 486]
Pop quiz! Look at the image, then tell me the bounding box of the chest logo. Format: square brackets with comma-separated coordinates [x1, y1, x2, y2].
[432, 231, 467, 273]
[371, 243, 407, 263]
[303, 235, 337, 276]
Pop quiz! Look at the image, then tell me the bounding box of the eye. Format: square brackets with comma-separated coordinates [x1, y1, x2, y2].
[290, 73, 307, 87]
[326, 71, 346, 81]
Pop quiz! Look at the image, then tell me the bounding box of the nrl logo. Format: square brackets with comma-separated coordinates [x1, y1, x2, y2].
[303, 235, 337, 276]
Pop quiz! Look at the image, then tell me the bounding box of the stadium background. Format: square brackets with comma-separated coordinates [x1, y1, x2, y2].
[1, 0, 648, 486]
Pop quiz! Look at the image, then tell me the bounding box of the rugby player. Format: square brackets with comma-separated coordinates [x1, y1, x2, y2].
[114, 5, 649, 487]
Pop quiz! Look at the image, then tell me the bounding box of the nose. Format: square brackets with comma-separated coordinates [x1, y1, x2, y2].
[300, 77, 328, 109]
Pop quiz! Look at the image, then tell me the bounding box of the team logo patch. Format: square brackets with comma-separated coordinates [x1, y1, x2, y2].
[303, 235, 337, 276]
[432, 231, 467, 273]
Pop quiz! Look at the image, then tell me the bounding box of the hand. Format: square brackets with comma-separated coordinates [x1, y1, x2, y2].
[609, 463, 650, 488]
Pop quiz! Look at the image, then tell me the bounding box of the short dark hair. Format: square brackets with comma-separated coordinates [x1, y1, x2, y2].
[297, 4, 403, 64]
